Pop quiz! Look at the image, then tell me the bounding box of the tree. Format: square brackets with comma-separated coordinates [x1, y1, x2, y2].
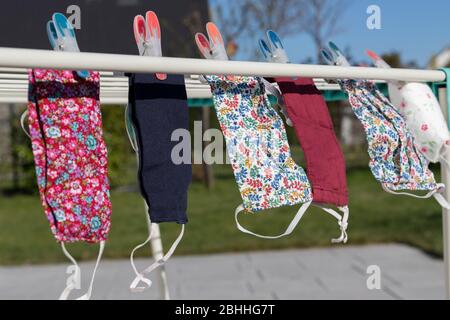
[211, 0, 307, 58]
[298, 0, 351, 63]
[210, 0, 350, 61]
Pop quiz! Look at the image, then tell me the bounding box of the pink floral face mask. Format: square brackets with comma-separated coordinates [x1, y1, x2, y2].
[27, 69, 112, 300]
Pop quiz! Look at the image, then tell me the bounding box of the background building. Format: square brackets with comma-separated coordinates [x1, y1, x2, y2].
[0, 0, 209, 57]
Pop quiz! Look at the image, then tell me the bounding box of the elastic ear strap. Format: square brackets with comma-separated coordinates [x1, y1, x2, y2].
[432, 183, 450, 210]
[434, 192, 450, 210]
[76, 241, 105, 300]
[383, 183, 450, 209]
[234, 201, 312, 239]
[59, 243, 81, 300]
[198, 75, 208, 84]
[20, 110, 31, 139]
[313, 204, 349, 244]
[130, 224, 185, 293]
[124, 104, 138, 152]
[59, 241, 105, 300]
[129, 225, 154, 292]
[382, 183, 439, 199]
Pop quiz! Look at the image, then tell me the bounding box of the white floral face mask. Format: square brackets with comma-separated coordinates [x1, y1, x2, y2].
[205, 75, 314, 238]
[196, 24, 350, 243]
[367, 50, 450, 164]
[322, 44, 450, 210]
[202, 74, 349, 243]
[388, 83, 450, 163]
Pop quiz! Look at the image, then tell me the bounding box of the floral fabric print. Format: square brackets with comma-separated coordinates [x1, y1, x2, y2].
[28, 69, 112, 243]
[388, 82, 450, 163]
[205, 75, 312, 212]
[339, 79, 436, 191]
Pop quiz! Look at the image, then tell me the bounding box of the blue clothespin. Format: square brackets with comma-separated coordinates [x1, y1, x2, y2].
[47, 13, 89, 78]
[258, 30, 289, 64]
[325, 42, 351, 67]
[257, 30, 293, 126]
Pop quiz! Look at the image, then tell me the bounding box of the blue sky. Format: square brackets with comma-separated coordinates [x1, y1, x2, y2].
[210, 0, 450, 67]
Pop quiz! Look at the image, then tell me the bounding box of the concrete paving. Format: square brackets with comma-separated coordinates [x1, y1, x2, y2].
[0, 244, 446, 300]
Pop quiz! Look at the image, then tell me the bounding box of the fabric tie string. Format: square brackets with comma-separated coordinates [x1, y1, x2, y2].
[129, 224, 185, 292]
[59, 241, 105, 300]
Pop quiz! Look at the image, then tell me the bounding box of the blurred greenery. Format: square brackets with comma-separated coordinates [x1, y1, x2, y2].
[0, 106, 444, 266]
[0, 161, 444, 266]
[100, 105, 136, 188]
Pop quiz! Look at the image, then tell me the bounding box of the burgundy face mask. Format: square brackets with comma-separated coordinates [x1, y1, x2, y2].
[273, 77, 349, 209]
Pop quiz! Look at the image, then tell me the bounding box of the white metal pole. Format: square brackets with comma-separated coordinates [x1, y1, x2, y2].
[0, 47, 445, 83]
[439, 88, 450, 300]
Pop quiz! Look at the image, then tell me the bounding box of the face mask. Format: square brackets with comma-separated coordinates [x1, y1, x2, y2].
[260, 31, 349, 236]
[367, 50, 450, 164]
[125, 12, 191, 293]
[204, 75, 348, 242]
[126, 73, 191, 292]
[27, 69, 111, 300]
[196, 24, 348, 242]
[323, 44, 450, 208]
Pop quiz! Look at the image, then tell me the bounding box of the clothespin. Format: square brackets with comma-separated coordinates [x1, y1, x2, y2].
[133, 11, 167, 80]
[366, 50, 404, 87]
[195, 24, 289, 124]
[47, 13, 89, 78]
[321, 42, 351, 86]
[324, 42, 351, 67]
[259, 30, 289, 64]
[321, 47, 337, 66]
[195, 22, 233, 83]
[366, 50, 392, 69]
[195, 22, 229, 61]
[257, 30, 297, 126]
[320, 46, 343, 85]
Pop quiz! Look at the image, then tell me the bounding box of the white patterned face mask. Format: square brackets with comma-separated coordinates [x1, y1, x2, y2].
[195, 24, 349, 243]
[322, 44, 450, 210]
[204, 74, 349, 243]
[367, 50, 450, 164]
[388, 83, 450, 163]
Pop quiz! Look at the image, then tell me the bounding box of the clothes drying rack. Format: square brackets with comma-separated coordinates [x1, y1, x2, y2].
[0, 47, 449, 300]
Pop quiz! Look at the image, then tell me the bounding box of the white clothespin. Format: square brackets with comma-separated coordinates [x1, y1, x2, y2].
[366, 49, 406, 88]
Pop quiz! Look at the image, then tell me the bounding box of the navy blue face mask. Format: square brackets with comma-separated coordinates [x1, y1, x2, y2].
[126, 73, 192, 292]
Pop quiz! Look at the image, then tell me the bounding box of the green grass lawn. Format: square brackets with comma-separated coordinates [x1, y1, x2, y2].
[0, 164, 445, 266]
